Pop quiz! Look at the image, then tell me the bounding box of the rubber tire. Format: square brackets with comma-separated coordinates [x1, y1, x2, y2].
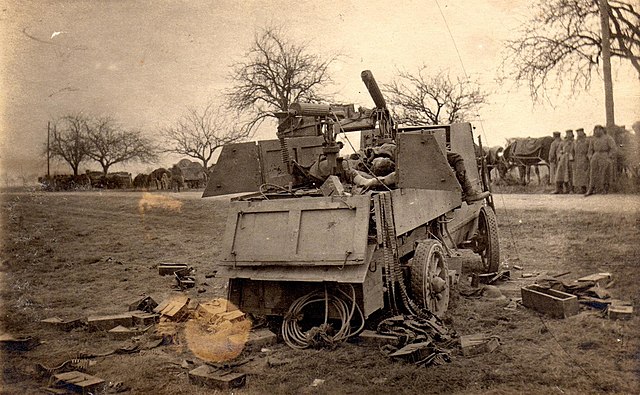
[479, 206, 500, 273]
[410, 240, 449, 317]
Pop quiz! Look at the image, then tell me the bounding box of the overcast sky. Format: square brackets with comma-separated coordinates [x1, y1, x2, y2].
[1, 0, 638, 180]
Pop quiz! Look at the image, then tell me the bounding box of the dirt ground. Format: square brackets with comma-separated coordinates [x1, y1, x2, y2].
[1, 189, 639, 394]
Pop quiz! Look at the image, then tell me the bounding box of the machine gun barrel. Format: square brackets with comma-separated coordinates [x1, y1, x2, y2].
[361, 70, 387, 109]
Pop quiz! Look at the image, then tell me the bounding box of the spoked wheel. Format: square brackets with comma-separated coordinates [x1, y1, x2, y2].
[477, 206, 500, 273]
[410, 240, 450, 317]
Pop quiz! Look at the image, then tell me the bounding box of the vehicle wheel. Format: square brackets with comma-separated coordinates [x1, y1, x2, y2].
[478, 206, 500, 273]
[410, 240, 449, 317]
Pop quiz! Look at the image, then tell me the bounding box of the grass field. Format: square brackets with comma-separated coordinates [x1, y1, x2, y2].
[1, 190, 639, 394]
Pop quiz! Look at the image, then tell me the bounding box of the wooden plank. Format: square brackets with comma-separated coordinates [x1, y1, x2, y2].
[153, 296, 190, 321]
[53, 371, 104, 393]
[577, 272, 612, 283]
[460, 333, 501, 356]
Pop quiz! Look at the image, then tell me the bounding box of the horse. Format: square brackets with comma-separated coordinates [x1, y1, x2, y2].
[502, 136, 554, 185]
[482, 145, 506, 183]
[148, 168, 171, 190]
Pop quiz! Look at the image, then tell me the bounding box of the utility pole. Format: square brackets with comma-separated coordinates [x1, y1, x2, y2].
[598, 0, 615, 127]
[47, 121, 51, 177]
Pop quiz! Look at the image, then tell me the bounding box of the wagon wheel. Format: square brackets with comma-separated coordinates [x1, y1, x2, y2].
[477, 206, 500, 273]
[410, 240, 450, 317]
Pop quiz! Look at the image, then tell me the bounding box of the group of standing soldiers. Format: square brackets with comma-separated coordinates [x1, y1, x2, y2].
[549, 125, 617, 196]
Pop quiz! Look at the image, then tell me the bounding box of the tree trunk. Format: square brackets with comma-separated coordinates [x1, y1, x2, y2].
[202, 159, 209, 180]
[599, 0, 615, 127]
[71, 164, 79, 176]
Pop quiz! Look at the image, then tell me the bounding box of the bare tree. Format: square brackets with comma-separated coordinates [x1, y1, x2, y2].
[383, 67, 488, 125]
[162, 102, 250, 172]
[503, 0, 640, 100]
[85, 116, 157, 175]
[227, 26, 338, 131]
[49, 114, 90, 176]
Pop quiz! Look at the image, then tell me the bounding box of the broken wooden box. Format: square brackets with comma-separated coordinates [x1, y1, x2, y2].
[521, 284, 579, 318]
[608, 303, 633, 320]
[188, 365, 246, 390]
[154, 296, 190, 321]
[51, 371, 104, 394]
[87, 312, 134, 331]
[128, 296, 158, 313]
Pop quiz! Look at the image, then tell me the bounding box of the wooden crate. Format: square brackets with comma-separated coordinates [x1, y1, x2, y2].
[521, 285, 579, 318]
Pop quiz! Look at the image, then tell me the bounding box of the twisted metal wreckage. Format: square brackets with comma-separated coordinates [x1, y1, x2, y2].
[203, 70, 501, 364]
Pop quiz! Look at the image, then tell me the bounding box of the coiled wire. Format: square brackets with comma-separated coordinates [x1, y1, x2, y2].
[282, 284, 365, 349]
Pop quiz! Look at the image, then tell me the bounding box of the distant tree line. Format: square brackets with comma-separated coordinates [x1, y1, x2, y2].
[48, 113, 157, 176]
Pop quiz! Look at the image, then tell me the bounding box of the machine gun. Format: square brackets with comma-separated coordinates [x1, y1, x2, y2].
[274, 70, 396, 182]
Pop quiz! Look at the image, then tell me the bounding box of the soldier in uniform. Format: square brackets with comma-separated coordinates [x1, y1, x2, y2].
[552, 130, 575, 194]
[340, 142, 489, 203]
[585, 125, 617, 196]
[548, 131, 561, 184]
[572, 128, 589, 194]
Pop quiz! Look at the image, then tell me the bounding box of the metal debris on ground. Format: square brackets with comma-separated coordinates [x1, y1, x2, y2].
[579, 296, 612, 310]
[35, 359, 96, 377]
[77, 337, 165, 359]
[376, 315, 456, 367]
[471, 270, 511, 287]
[459, 333, 501, 357]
